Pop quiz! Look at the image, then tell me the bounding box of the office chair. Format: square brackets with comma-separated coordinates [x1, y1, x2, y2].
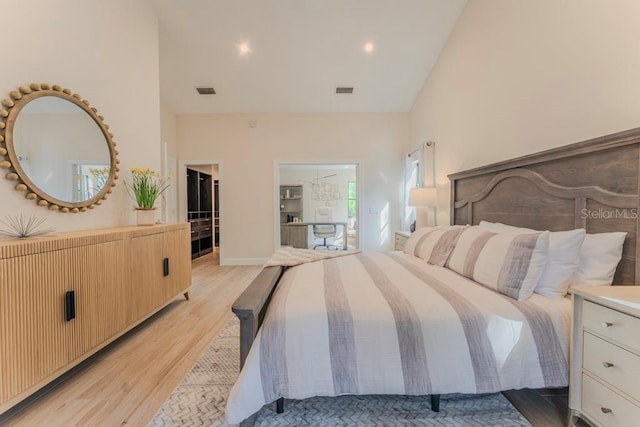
[313, 207, 337, 250]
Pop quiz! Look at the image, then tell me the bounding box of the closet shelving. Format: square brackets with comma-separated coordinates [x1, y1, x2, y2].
[187, 168, 213, 259]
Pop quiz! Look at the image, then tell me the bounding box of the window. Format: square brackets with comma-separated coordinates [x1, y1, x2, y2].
[403, 142, 435, 230]
[403, 148, 422, 230]
[348, 181, 357, 218]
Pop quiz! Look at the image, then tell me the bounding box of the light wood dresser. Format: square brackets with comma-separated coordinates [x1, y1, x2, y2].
[0, 223, 191, 415]
[570, 286, 640, 426]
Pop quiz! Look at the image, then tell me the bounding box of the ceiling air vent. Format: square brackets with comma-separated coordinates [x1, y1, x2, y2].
[336, 87, 354, 94]
[196, 87, 216, 95]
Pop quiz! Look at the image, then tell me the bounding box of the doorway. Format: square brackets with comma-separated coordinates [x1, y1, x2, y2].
[180, 161, 222, 264]
[276, 163, 360, 251]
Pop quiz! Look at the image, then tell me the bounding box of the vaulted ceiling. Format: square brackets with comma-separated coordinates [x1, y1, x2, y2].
[152, 0, 467, 114]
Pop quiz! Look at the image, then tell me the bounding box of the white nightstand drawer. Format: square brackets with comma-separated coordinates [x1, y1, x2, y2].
[582, 374, 640, 427]
[583, 300, 640, 353]
[394, 231, 410, 251]
[583, 332, 640, 401]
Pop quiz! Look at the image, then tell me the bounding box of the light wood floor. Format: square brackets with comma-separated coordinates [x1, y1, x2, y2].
[0, 250, 568, 427]
[0, 251, 261, 427]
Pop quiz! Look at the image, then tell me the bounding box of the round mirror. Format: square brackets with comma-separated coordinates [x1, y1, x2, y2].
[0, 83, 119, 212]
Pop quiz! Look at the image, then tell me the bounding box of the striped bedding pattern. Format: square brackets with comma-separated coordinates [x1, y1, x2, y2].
[263, 247, 360, 267]
[225, 252, 570, 424]
[447, 227, 550, 300]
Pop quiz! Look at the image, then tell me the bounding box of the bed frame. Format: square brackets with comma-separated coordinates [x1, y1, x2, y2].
[232, 127, 640, 426]
[449, 127, 640, 285]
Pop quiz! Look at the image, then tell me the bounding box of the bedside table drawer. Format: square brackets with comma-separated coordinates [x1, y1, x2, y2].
[584, 332, 640, 401]
[582, 374, 640, 427]
[583, 300, 640, 353]
[394, 232, 410, 251]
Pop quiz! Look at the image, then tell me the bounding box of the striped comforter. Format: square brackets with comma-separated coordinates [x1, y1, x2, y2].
[226, 252, 570, 424]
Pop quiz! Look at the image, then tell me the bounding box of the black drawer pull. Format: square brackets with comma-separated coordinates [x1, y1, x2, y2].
[163, 257, 170, 277]
[601, 407, 612, 414]
[65, 291, 76, 321]
[602, 361, 614, 368]
[601, 322, 613, 328]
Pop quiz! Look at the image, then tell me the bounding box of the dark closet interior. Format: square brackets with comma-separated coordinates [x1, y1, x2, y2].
[187, 168, 217, 259]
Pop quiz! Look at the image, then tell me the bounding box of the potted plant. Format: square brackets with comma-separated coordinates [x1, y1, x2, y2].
[125, 167, 170, 225]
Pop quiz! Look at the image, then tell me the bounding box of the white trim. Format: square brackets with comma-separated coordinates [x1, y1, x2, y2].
[178, 159, 223, 262]
[161, 142, 168, 223]
[423, 141, 436, 187]
[356, 161, 363, 249]
[273, 159, 363, 252]
[273, 163, 281, 252]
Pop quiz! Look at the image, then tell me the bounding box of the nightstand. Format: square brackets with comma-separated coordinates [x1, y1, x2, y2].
[394, 231, 411, 251]
[570, 286, 640, 426]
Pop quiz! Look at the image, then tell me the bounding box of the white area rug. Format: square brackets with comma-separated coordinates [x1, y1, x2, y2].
[150, 317, 531, 426]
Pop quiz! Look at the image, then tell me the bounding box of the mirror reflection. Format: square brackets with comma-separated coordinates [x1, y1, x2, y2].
[12, 96, 110, 203]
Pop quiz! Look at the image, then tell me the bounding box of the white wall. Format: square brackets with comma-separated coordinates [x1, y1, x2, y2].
[177, 113, 407, 263]
[0, 0, 161, 230]
[409, 0, 640, 224]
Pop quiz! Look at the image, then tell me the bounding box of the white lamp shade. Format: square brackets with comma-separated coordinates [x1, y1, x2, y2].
[408, 187, 437, 207]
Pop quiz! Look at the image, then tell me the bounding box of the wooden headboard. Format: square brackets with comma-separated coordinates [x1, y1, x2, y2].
[449, 128, 640, 285]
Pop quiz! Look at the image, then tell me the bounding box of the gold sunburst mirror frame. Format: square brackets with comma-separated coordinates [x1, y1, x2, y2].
[0, 83, 119, 213]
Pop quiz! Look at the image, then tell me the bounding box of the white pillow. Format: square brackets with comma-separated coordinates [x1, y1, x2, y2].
[479, 221, 586, 298]
[402, 227, 434, 256]
[571, 232, 626, 288]
[403, 225, 466, 266]
[447, 226, 549, 301]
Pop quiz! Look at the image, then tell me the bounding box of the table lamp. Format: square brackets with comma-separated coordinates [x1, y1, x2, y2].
[408, 187, 437, 230]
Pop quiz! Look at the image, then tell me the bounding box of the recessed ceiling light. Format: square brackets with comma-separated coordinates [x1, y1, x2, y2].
[238, 42, 251, 56]
[196, 87, 216, 95]
[364, 42, 374, 53]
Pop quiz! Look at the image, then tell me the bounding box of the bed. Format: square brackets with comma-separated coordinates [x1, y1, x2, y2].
[227, 127, 640, 426]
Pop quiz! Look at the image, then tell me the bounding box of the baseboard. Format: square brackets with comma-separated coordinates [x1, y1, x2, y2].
[221, 257, 268, 266]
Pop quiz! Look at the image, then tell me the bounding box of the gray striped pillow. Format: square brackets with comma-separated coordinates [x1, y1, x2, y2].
[403, 226, 466, 266]
[447, 226, 550, 300]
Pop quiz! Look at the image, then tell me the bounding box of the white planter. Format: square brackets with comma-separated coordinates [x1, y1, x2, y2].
[135, 209, 156, 226]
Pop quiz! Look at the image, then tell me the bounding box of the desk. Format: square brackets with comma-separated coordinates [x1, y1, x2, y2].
[281, 222, 348, 250]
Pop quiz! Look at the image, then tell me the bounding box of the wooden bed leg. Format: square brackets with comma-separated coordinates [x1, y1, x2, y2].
[430, 394, 440, 412]
[183, 291, 190, 300]
[276, 397, 284, 414]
